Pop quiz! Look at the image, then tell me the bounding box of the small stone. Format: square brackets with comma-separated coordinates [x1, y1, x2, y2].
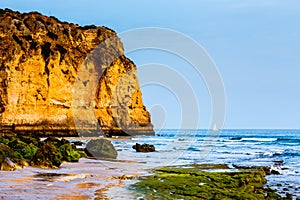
[132, 143, 155, 152]
[286, 193, 293, 199]
[270, 169, 280, 175]
[0, 157, 16, 171]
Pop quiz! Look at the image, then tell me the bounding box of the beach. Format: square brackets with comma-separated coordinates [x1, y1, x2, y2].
[0, 157, 148, 199]
[1, 129, 300, 199]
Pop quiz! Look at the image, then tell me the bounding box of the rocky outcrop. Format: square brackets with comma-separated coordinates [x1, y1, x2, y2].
[85, 139, 117, 159]
[131, 165, 283, 199]
[0, 9, 154, 136]
[0, 134, 86, 169]
[132, 143, 155, 152]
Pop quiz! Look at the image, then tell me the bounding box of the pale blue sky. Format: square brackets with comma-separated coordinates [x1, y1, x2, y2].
[1, 0, 300, 129]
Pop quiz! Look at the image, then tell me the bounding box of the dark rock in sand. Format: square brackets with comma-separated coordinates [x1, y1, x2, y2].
[286, 193, 293, 199]
[85, 139, 117, 159]
[71, 141, 85, 146]
[132, 143, 155, 152]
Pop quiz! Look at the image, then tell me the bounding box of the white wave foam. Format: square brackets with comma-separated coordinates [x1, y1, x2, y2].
[241, 138, 277, 142]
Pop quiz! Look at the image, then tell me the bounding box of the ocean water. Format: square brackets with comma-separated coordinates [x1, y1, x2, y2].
[2, 129, 299, 199]
[112, 129, 300, 198]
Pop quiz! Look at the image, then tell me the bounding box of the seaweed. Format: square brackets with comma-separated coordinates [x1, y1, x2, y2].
[0, 134, 86, 170]
[131, 165, 283, 199]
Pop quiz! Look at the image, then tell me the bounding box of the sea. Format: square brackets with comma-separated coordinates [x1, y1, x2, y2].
[111, 129, 300, 199]
[1, 129, 299, 199]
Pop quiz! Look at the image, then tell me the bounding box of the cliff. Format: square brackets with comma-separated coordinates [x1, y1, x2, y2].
[0, 9, 154, 136]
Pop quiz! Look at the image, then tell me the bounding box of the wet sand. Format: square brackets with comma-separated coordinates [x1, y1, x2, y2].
[0, 158, 149, 200]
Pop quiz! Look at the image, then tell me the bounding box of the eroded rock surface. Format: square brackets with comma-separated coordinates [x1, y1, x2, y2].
[85, 139, 117, 159]
[0, 134, 86, 169]
[0, 9, 154, 136]
[132, 143, 155, 152]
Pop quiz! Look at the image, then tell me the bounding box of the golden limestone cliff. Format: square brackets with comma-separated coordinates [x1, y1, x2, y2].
[0, 9, 154, 136]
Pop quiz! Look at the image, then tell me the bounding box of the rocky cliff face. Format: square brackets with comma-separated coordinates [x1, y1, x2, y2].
[0, 9, 154, 136]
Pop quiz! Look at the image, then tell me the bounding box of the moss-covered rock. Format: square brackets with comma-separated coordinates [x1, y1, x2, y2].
[18, 135, 39, 146]
[132, 143, 155, 152]
[0, 157, 16, 171]
[85, 139, 117, 159]
[0, 144, 13, 163]
[58, 143, 83, 162]
[0, 134, 86, 170]
[9, 138, 38, 160]
[32, 142, 63, 168]
[131, 165, 283, 199]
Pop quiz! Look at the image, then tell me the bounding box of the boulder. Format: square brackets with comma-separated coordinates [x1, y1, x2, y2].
[32, 137, 86, 168]
[0, 144, 17, 170]
[32, 142, 63, 168]
[270, 169, 281, 175]
[0, 157, 16, 171]
[132, 143, 155, 152]
[85, 139, 117, 159]
[1, 134, 86, 169]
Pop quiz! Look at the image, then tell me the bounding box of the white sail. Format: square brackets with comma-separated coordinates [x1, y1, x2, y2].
[212, 123, 219, 131]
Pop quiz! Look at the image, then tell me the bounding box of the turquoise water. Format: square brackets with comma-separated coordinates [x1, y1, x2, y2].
[1, 129, 299, 199]
[113, 129, 300, 198]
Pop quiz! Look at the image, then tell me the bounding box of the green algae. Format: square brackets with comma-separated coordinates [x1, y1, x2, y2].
[131, 165, 283, 200]
[0, 134, 86, 170]
[58, 143, 84, 162]
[85, 139, 117, 159]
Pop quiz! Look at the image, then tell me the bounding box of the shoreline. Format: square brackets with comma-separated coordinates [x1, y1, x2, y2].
[0, 134, 148, 199]
[0, 152, 294, 199]
[0, 158, 149, 199]
[1, 134, 299, 199]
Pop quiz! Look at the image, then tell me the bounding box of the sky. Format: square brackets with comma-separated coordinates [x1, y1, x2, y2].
[1, 0, 300, 129]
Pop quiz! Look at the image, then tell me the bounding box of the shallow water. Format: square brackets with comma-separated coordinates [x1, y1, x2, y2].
[1, 129, 299, 199]
[113, 129, 300, 199]
[0, 158, 148, 200]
